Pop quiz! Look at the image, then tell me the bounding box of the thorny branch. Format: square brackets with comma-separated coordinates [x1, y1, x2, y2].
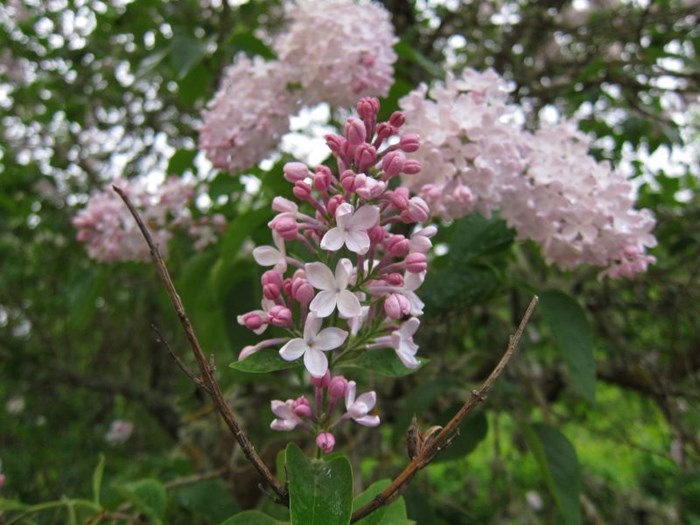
[351, 295, 539, 522]
[113, 185, 288, 505]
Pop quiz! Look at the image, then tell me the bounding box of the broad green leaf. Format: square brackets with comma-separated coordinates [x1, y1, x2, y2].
[341, 349, 428, 377]
[221, 208, 274, 267]
[135, 46, 170, 78]
[209, 172, 245, 199]
[394, 39, 444, 80]
[170, 30, 205, 79]
[523, 423, 582, 525]
[219, 510, 288, 525]
[229, 31, 276, 60]
[229, 348, 300, 373]
[117, 479, 167, 525]
[353, 479, 408, 525]
[91, 454, 106, 506]
[286, 443, 353, 525]
[540, 290, 596, 403]
[172, 480, 240, 524]
[432, 411, 488, 463]
[446, 214, 515, 263]
[167, 149, 197, 175]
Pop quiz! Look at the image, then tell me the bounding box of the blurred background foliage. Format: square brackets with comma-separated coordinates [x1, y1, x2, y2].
[1, 0, 699, 523]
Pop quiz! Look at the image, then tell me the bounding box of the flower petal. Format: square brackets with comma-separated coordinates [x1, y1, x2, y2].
[335, 258, 353, 289]
[355, 391, 377, 411]
[303, 312, 322, 341]
[345, 230, 370, 254]
[279, 338, 308, 361]
[305, 262, 336, 290]
[320, 227, 346, 252]
[310, 290, 337, 318]
[354, 414, 381, 427]
[314, 327, 348, 351]
[400, 317, 421, 338]
[253, 246, 282, 266]
[304, 348, 328, 378]
[351, 205, 380, 230]
[337, 290, 362, 318]
[397, 351, 420, 369]
[345, 380, 357, 407]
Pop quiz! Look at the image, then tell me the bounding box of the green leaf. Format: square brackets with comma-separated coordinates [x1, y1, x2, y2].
[432, 410, 488, 463]
[539, 290, 596, 403]
[91, 454, 106, 507]
[394, 39, 444, 80]
[221, 208, 274, 267]
[341, 349, 428, 377]
[135, 46, 170, 78]
[523, 423, 582, 525]
[353, 479, 408, 525]
[116, 479, 167, 525]
[170, 29, 205, 79]
[219, 510, 288, 525]
[286, 443, 353, 525]
[167, 149, 197, 175]
[0, 499, 29, 511]
[209, 172, 245, 199]
[229, 348, 300, 373]
[446, 214, 515, 263]
[172, 480, 240, 523]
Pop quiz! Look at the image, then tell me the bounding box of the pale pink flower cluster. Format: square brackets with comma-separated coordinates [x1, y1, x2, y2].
[236, 98, 434, 452]
[199, 0, 397, 172]
[73, 177, 225, 262]
[400, 68, 656, 277]
[105, 419, 134, 445]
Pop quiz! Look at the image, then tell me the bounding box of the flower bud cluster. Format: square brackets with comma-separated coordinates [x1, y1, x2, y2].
[73, 176, 226, 262]
[199, 0, 397, 173]
[399, 68, 657, 278]
[236, 98, 435, 452]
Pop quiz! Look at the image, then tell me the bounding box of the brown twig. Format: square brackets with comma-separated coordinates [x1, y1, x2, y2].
[351, 295, 539, 522]
[151, 323, 211, 395]
[113, 185, 288, 504]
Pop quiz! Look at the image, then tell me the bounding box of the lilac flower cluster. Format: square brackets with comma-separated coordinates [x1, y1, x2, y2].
[73, 176, 225, 262]
[198, 0, 397, 173]
[237, 98, 435, 452]
[399, 68, 657, 277]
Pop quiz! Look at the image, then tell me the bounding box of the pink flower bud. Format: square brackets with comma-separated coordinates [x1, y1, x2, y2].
[402, 159, 422, 175]
[313, 166, 332, 192]
[384, 293, 411, 319]
[292, 396, 313, 418]
[0, 473, 5, 489]
[268, 305, 293, 327]
[386, 234, 409, 257]
[271, 216, 298, 241]
[340, 170, 356, 192]
[344, 117, 367, 148]
[389, 111, 405, 128]
[311, 370, 331, 388]
[405, 252, 428, 273]
[325, 133, 348, 157]
[272, 196, 298, 213]
[407, 197, 430, 222]
[291, 278, 314, 305]
[388, 187, 410, 210]
[384, 272, 404, 286]
[327, 194, 345, 216]
[357, 97, 380, 121]
[239, 312, 266, 331]
[381, 150, 405, 178]
[316, 432, 335, 454]
[399, 133, 420, 152]
[354, 143, 377, 173]
[375, 122, 392, 142]
[293, 180, 312, 201]
[328, 375, 349, 399]
[262, 271, 283, 299]
[284, 162, 310, 183]
[368, 225, 386, 244]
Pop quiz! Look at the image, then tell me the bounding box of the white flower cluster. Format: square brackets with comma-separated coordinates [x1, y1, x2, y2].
[400, 68, 657, 277]
[198, 0, 397, 173]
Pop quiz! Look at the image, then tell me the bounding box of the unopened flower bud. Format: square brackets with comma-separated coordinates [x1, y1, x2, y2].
[386, 235, 409, 257]
[271, 216, 298, 241]
[328, 375, 349, 399]
[313, 166, 333, 192]
[292, 396, 313, 418]
[405, 252, 428, 273]
[340, 170, 356, 192]
[293, 180, 312, 201]
[384, 293, 411, 319]
[311, 370, 331, 388]
[388, 187, 410, 210]
[402, 159, 422, 175]
[368, 225, 386, 244]
[268, 305, 293, 327]
[325, 133, 348, 157]
[272, 196, 298, 213]
[262, 270, 284, 299]
[384, 273, 404, 286]
[389, 111, 405, 128]
[316, 432, 335, 454]
[0, 473, 5, 489]
[238, 312, 266, 331]
[354, 143, 377, 173]
[344, 117, 366, 148]
[407, 197, 430, 222]
[284, 162, 310, 183]
[357, 97, 380, 121]
[381, 150, 405, 178]
[399, 133, 420, 152]
[327, 194, 345, 216]
[375, 122, 392, 142]
[292, 278, 314, 305]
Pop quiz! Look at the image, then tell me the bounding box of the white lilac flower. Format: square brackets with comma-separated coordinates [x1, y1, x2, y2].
[306, 259, 362, 318]
[270, 400, 303, 431]
[252, 231, 288, 273]
[344, 380, 380, 427]
[279, 313, 348, 377]
[321, 203, 380, 255]
[391, 318, 421, 369]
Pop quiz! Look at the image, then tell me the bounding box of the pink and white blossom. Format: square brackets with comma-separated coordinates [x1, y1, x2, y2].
[270, 399, 304, 431]
[321, 203, 380, 254]
[344, 380, 380, 427]
[306, 259, 362, 318]
[279, 313, 348, 377]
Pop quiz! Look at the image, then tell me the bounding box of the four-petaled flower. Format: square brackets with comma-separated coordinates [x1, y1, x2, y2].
[306, 259, 362, 318]
[252, 231, 287, 272]
[391, 317, 421, 369]
[321, 203, 379, 255]
[344, 380, 380, 427]
[270, 399, 303, 431]
[279, 313, 348, 377]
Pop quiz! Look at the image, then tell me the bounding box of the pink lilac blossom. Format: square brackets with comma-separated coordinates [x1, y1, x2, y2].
[236, 98, 433, 451]
[400, 68, 656, 277]
[73, 176, 223, 263]
[105, 420, 134, 445]
[273, 0, 397, 107]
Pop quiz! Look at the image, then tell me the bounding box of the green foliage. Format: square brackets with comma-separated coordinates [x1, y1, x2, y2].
[353, 480, 409, 525]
